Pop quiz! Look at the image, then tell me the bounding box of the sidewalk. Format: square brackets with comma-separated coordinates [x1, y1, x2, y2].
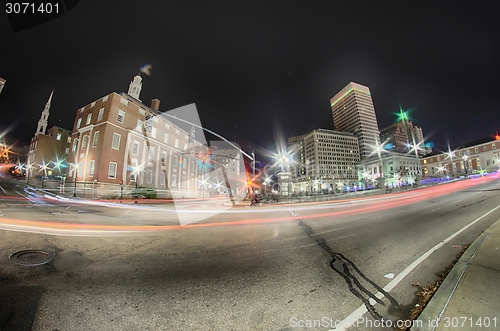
[412, 218, 500, 330]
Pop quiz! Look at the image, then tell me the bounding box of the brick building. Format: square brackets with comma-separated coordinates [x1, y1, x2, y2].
[66, 74, 215, 198]
[420, 137, 500, 178]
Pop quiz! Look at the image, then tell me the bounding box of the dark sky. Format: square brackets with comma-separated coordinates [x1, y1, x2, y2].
[1, 1, 499, 156]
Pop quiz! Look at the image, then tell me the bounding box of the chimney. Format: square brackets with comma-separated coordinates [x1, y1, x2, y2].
[151, 99, 160, 111]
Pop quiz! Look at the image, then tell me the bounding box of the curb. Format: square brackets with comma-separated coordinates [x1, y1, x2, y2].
[410, 217, 500, 331]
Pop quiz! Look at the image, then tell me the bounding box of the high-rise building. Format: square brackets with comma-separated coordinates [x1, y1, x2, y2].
[380, 119, 431, 156]
[330, 82, 380, 160]
[380, 122, 408, 152]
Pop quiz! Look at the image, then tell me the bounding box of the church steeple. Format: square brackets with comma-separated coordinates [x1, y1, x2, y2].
[128, 73, 142, 101]
[35, 90, 53, 137]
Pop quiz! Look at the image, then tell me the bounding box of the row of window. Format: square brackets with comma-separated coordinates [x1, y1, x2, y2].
[424, 143, 497, 163]
[89, 160, 193, 188]
[76, 108, 107, 129]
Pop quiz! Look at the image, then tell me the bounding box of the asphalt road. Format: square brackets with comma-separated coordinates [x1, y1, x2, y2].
[1, 174, 499, 331]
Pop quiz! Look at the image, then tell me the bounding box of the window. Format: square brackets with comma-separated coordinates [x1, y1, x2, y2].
[146, 170, 152, 183]
[136, 120, 143, 131]
[56, 133, 61, 141]
[89, 160, 95, 176]
[81, 135, 88, 149]
[117, 110, 125, 123]
[112, 133, 121, 150]
[152, 127, 157, 138]
[493, 143, 496, 149]
[173, 155, 178, 167]
[93, 131, 99, 147]
[182, 176, 186, 187]
[72, 139, 77, 152]
[184, 143, 187, 150]
[132, 141, 139, 155]
[108, 162, 117, 179]
[76, 118, 82, 129]
[171, 174, 177, 186]
[130, 173, 136, 181]
[164, 133, 169, 144]
[86, 113, 92, 125]
[67, 137, 71, 143]
[148, 146, 155, 160]
[160, 173, 165, 185]
[65, 147, 69, 154]
[475, 147, 479, 153]
[175, 139, 179, 148]
[97, 108, 104, 121]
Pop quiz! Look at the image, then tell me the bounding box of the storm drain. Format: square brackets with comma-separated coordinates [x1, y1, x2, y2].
[9, 250, 55, 266]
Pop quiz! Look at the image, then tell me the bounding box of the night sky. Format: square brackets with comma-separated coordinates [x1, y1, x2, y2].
[1, 2, 499, 157]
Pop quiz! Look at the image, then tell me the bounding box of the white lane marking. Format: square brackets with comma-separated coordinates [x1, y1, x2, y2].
[122, 210, 131, 216]
[0, 185, 6, 194]
[331, 203, 500, 331]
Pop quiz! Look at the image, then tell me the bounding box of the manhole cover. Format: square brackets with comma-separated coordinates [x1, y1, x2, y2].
[9, 250, 55, 266]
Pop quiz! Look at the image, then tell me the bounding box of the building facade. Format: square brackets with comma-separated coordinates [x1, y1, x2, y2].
[27, 126, 72, 179]
[420, 137, 500, 178]
[288, 133, 307, 180]
[358, 151, 422, 188]
[380, 121, 408, 152]
[210, 143, 242, 176]
[288, 129, 360, 194]
[66, 74, 217, 198]
[330, 82, 380, 160]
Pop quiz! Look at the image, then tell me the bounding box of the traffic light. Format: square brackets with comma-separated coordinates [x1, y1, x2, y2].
[179, 157, 183, 167]
[202, 155, 206, 165]
[496, 134, 500, 141]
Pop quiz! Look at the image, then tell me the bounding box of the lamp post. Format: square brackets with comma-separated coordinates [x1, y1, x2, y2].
[26, 162, 31, 184]
[119, 179, 123, 202]
[70, 162, 80, 197]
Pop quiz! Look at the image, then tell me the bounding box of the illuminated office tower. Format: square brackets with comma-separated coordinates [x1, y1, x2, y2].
[330, 82, 380, 160]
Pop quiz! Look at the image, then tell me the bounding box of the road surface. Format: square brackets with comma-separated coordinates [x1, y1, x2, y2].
[1, 174, 499, 330]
